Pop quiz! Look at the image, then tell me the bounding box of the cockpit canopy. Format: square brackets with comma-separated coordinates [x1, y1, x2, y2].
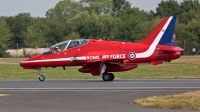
[42, 39, 89, 54]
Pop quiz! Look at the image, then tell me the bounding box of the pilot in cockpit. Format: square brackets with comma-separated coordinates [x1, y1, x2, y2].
[74, 41, 80, 46]
[55, 47, 61, 52]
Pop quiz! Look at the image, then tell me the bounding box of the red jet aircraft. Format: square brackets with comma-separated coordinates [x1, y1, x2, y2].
[20, 16, 184, 81]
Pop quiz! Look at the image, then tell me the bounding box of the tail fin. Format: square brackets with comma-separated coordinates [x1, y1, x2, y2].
[136, 16, 184, 58]
[140, 16, 176, 46]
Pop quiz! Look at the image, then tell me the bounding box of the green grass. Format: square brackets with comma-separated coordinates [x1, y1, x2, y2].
[133, 91, 200, 110]
[0, 64, 97, 79]
[0, 57, 200, 79]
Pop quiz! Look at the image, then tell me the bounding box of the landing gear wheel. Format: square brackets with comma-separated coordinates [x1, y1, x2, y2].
[39, 75, 45, 81]
[102, 73, 115, 81]
[109, 73, 115, 81]
[102, 73, 110, 81]
[37, 68, 45, 81]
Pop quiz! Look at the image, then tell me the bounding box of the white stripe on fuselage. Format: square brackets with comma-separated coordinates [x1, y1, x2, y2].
[136, 16, 173, 58]
[21, 17, 173, 63]
[21, 57, 86, 63]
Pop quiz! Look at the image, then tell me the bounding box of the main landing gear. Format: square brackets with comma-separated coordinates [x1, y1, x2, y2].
[37, 68, 45, 81]
[102, 72, 115, 81]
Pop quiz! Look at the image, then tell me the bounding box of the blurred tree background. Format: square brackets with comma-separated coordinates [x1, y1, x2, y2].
[0, 0, 200, 57]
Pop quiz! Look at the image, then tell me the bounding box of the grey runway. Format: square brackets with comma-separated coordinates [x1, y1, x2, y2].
[0, 79, 199, 112]
[0, 79, 199, 90]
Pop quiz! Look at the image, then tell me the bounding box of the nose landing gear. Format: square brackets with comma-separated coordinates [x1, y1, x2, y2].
[37, 68, 45, 81]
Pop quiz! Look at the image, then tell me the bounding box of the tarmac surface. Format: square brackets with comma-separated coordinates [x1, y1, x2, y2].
[0, 79, 199, 112]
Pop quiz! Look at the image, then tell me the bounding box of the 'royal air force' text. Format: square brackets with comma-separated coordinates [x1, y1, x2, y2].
[86, 54, 126, 60]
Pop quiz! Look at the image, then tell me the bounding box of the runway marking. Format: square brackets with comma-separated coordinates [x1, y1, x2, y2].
[0, 79, 199, 82]
[112, 82, 200, 84]
[0, 94, 10, 97]
[0, 90, 196, 92]
[0, 87, 200, 90]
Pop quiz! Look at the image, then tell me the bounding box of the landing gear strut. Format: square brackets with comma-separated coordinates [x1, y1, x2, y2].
[37, 68, 45, 81]
[102, 72, 115, 81]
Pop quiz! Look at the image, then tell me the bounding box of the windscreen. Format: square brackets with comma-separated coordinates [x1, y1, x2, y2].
[52, 40, 70, 52]
[42, 48, 52, 55]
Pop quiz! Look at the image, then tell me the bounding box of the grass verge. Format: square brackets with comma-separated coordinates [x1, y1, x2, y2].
[133, 91, 200, 110]
[0, 57, 200, 79]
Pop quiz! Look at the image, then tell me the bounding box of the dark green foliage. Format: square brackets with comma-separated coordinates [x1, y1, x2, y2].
[0, 17, 12, 57]
[112, 0, 131, 17]
[180, 0, 200, 12]
[5, 13, 33, 48]
[0, 44, 10, 57]
[114, 8, 156, 42]
[156, 0, 182, 17]
[0, 17, 12, 45]
[46, 0, 84, 22]
[80, 0, 113, 15]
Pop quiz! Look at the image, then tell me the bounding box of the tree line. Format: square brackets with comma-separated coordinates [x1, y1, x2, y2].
[0, 0, 200, 57]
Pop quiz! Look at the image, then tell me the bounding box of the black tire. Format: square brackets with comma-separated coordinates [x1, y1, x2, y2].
[102, 73, 111, 81]
[39, 75, 45, 81]
[109, 73, 115, 81]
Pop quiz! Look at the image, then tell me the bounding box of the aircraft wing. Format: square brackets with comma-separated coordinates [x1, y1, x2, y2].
[76, 51, 138, 76]
[78, 59, 138, 76]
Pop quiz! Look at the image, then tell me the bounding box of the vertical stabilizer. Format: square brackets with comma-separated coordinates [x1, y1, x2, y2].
[140, 16, 176, 46]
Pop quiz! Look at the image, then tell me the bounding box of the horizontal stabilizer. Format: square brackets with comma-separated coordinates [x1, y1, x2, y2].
[158, 45, 185, 52]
